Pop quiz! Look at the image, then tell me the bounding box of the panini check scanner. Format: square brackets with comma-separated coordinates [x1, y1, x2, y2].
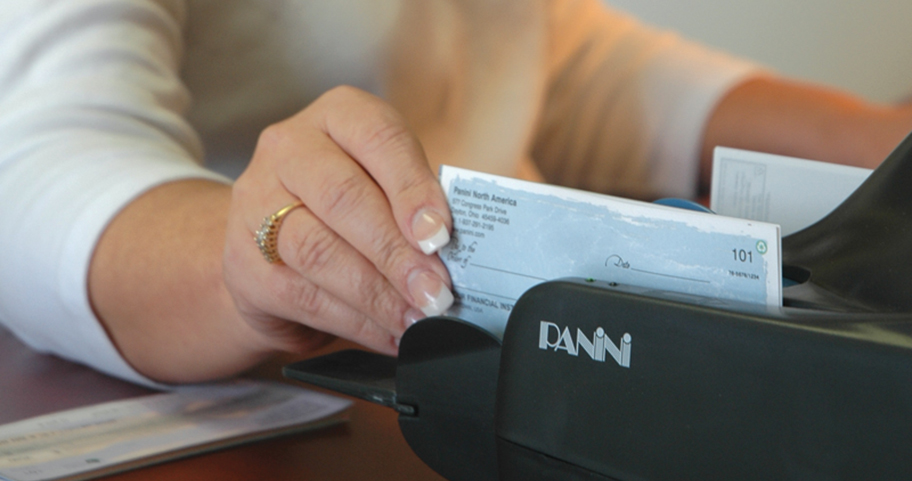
[284, 132, 912, 480]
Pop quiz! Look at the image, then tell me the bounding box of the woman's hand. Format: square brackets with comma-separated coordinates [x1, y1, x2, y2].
[223, 86, 454, 356]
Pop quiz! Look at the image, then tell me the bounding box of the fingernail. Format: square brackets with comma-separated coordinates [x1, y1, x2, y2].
[407, 270, 454, 316]
[403, 308, 425, 329]
[412, 210, 450, 255]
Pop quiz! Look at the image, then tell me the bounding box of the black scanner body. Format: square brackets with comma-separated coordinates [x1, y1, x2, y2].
[284, 132, 912, 480]
[496, 280, 912, 480]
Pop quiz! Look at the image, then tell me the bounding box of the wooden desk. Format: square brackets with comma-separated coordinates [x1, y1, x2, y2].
[0, 326, 445, 481]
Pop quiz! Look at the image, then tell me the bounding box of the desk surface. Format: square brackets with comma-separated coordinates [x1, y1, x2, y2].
[0, 327, 445, 481]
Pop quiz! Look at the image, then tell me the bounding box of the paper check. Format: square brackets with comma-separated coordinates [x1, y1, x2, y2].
[0, 381, 350, 481]
[438, 166, 782, 337]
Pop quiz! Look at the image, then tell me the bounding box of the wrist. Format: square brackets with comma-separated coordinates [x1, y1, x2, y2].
[90, 179, 278, 383]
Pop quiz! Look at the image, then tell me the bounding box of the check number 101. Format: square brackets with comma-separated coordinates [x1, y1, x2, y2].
[733, 240, 769, 264]
[732, 249, 753, 263]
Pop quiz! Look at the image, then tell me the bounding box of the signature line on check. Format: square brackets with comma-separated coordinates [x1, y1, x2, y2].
[468, 264, 549, 282]
[454, 285, 518, 301]
[630, 268, 710, 284]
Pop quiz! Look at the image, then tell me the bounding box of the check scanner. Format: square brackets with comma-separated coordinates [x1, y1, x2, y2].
[284, 132, 912, 480]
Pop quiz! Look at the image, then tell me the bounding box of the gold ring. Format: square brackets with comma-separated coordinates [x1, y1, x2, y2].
[254, 202, 304, 264]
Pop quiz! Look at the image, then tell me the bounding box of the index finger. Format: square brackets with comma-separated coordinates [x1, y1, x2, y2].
[275, 87, 454, 320]
[314, 86, 452, 255]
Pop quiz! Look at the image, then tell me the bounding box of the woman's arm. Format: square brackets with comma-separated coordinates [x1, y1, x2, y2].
[87, 179, 268, 383]
[0, 0, 228, 385]
[534, 0, 759, 200]
[537, 0, 912, 200]
[701, 75, 912, 189]
[1, 2, 454, 385]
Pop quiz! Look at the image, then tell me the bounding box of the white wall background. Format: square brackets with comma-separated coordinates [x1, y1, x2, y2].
[606, 0, 912, 103]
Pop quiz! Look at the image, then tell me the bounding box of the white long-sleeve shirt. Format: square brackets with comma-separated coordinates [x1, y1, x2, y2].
[0, 0, 757, 386]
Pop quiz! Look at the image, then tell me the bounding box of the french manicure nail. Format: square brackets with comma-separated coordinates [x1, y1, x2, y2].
[412, 210, 450, 255]
[407, 270, 455, 317]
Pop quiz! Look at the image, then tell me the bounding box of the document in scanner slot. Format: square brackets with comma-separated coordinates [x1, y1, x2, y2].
[710, 147, 872, 236]
[438, 166, 782, 337]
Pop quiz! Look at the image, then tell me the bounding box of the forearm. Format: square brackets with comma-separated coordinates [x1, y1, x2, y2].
[88, 180, 279, 383]
[701, 76, 912, 188]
